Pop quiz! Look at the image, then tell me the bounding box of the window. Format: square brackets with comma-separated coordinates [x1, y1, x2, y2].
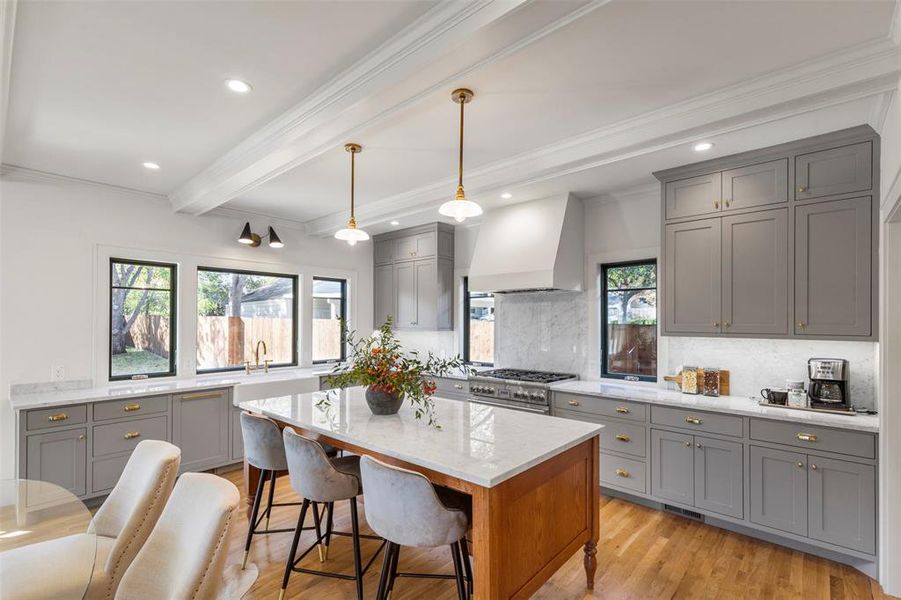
[463, 277, 494, 365]
[602, 260, 657, 381]
[196, 267, 297, 372]
[312, 277, 347, 363]
[110, 259, 177, 380]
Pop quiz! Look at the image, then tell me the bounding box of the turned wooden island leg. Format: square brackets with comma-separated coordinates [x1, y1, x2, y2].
[585, 434, 600, 590]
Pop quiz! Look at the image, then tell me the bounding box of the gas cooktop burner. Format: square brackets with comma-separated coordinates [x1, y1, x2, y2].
[475, 369, 578, 384]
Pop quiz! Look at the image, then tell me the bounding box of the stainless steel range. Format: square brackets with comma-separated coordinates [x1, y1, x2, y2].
[468, 369, 578, 414]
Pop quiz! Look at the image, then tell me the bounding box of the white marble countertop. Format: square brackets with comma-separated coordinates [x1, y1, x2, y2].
[550, 380, 879, 433]
[239, 386, 603, 487]
[8, 366, 343, 411]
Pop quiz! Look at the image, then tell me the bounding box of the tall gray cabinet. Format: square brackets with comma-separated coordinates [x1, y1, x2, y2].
[373, 222, 454, 330]
[655, 126, 879, 341]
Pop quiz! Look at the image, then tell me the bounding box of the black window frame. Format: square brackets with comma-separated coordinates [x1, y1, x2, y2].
[601, 259, 658, 382]
[196, 266, 299, 374]
[462, 276, 494, 366]
[109, 257, 178, 381]
[312, 276, 348, 364]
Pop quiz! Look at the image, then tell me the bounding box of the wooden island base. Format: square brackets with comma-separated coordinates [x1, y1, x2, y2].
[244, 424, 599, 600]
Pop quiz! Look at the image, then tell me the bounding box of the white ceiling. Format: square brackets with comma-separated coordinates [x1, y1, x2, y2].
[2, 0, 899, 235]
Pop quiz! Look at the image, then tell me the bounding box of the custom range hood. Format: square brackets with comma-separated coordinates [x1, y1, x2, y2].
[468, 193, 584, 293]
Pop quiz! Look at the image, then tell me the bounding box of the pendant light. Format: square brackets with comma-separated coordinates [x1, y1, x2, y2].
[334, 143, 370, 246]
[439, 88, 482, 223]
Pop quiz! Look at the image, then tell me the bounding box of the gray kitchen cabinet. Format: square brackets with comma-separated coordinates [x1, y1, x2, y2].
[172, 389, 230, 472]
[374, 263, 395, 326]
[26, 428, 87, 497]
[414, 259, 438, 328]
[664, 218, 722, 334]
[650, 429, 694, 505]
[395, 261, 417, 328]
[230, 407, 245, 462]
[722, 209, 788, 335]
[694, 436, 743, 519]
[374, 239, 394, 265]
[665, 172, 722, 220]
[795, 141, 872, 200]
[807, 457, 876, 554]
[795, 196, 872, 337]
[750, 446, 808, 537]
[395, 231, 437, 261]
[721, 159, 788, 211]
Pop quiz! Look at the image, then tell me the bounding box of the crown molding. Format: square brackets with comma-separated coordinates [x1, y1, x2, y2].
[891, 0, 901, 47]
[168, 0, 549, 216]
[0, 0, 17, 163]
[0, 163, 168, 202]
[304, 38, 901, 236]
[869, 88, 897, 131]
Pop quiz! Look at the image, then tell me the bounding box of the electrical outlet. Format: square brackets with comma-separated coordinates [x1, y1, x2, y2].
[51, 365, 66, 381]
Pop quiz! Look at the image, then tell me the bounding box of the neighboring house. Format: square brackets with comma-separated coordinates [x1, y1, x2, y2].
[241, 280, 293, 318]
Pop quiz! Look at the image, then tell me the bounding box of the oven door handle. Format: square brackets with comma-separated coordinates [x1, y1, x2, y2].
[469, 397, 549, 414]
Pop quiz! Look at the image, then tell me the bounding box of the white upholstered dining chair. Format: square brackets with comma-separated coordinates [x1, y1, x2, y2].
[115, 472, 241, 600]
[85, 439, 182, 599]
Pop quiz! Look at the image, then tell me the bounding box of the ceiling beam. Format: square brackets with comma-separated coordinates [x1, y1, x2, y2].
[170, 0, 606, 216]
[304, 36, 901, 236]
[0, 0, 17, 163]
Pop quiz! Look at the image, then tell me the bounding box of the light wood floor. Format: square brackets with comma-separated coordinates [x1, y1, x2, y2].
[218, 468, 893, 600]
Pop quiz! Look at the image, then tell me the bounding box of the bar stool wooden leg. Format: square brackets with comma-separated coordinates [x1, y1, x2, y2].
[242, 469, 267, 569]
[279, 498, 310, 600]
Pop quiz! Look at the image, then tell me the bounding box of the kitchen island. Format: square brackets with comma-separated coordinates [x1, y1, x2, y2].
[238, 387, 603, 600]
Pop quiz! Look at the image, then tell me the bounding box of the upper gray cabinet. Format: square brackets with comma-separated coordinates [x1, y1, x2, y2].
[656, 125, 878, 341]
[722, 209, 788, 335]
[795, 196, 873, 337]
[373, 223, 454, 331]
[721, 159, 788, 210]
[795, 142, 872, 200]
[665, 172, 722, 220]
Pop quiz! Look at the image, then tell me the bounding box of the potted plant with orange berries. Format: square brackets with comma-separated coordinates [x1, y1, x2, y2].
[325, 318, 468, 427]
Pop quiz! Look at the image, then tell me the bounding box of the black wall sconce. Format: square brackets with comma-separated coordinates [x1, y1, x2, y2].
[238, 223, 284, 248]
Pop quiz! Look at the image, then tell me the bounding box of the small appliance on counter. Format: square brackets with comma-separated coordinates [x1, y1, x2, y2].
[664, 368, 730, 396]
[808, 358, 851, 412]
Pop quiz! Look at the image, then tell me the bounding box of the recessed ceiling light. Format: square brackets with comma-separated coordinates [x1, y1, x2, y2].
[693, 142, 714, 152]
[142, 162, 160, 170]
[225, 79, 252, 94]
[390, 220, 400, 226]
[500, 192, 513, 199]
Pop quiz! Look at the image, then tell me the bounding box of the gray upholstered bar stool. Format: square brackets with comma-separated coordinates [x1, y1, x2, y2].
[280, 428, 386, 600]
[240, 411, 324, 570]
[360, 455, 474, 600]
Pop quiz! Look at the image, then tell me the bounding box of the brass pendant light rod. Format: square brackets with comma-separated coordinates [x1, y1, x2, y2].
[452, 88, 473, 200]
[345, 143, 362, 226]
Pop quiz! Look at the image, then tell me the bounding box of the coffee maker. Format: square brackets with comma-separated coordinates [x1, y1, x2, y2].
[808, 358, 850, 411]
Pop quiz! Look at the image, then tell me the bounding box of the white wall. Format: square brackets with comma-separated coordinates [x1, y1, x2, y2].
[0, 172, 374, 478]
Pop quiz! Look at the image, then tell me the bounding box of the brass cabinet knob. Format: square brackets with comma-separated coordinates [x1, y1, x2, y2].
[811, 464, 818, 470]
[714, 200, 720, 209]
[798, 321, 806, 329]
[78, 435, 86, 441]
[615, 406, 630, 414]
[797, 461, 804, 468]
[124, 431, 141, 440]
[124, 403, 141, 412]
[568, 400, 580, 406]
[685, 416, 703, 425]
[797, 433, 817, 442]
[724, 322, 731, 328]
[615, 468, 630, 478]
[684, 441, 692, 447]
[48, 413, 68, 422]
[695, 442, 703, 448]
[615, 434, 631, 442]
[454, 384, 463, 390]
[725, 200, 731, 208]
[798, 186, 807, 193]
[713, 321, 720, 328]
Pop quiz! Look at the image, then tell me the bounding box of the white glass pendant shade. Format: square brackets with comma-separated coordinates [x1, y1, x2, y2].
[334, 223, 370, 244]
[439, 198, 483, 222]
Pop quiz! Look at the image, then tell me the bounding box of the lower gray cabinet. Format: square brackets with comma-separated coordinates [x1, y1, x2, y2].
[26, 428, 87, 497]
[650, 429, 694, 505]
[172, 389, 230, 472]
[808, 456, 876, 554]
[230, 408, 244, 462]
[693, 436, 743, 519]
[750, 446, 808, 536]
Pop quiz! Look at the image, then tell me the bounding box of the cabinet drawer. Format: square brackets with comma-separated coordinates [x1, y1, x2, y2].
[428, 376, 468, 400]
[553, 392, 646, 422]
[93, 415, 168, 457]
[26, 405, 88, 431]
[93, 395, 168, 421]
[556, 410, 647, 458]
[92, 453, 131, 494]
[749, 419, 875, 459]
[651, 406, 743, 437]
[600, 452, 646, 494]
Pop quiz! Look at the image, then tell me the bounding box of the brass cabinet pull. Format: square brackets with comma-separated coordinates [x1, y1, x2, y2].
[124, 403, 141, 412]
[181, 391, 225, 401]
[568, 400, 581, 407]
[124, 431, 141, 440]
[615, 406, 630, 414]
[615, 468, 630, 478]
[47, 413, 68, 422]
[797, 461, 804, 468]
[615, 434, 631, 442]
[797, 433, 817, 442]
[685, 416, 703, 425]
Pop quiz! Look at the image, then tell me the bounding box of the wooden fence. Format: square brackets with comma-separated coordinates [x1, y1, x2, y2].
[469, 320, 494, 364]
[130, 315, 170, 358]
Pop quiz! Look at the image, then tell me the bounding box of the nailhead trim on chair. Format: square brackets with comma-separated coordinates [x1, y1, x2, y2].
[103, 459, 178, 599]
[190, 507, 235, 600]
